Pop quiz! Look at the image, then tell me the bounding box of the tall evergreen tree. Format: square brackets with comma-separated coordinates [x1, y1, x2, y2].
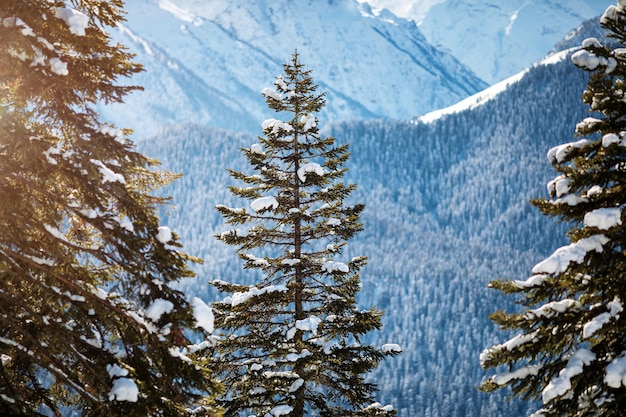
[211, 52, 399, 417]
[480, 2, 626, 416]
[0, 1, 217, 416]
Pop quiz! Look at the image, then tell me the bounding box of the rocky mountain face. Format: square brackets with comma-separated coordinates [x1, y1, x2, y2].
[101, 0, 487, 138]
[360, 0, 609, 83]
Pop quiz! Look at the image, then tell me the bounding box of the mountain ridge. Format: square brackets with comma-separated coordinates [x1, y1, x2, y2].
[100, 0, 487, 138]
[360, 0, 610, 83]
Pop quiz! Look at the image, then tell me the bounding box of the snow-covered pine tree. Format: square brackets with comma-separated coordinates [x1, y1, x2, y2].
[0, 1, 218, 416]
[211, 52, 400, 417]
[480, 2, 626, 416]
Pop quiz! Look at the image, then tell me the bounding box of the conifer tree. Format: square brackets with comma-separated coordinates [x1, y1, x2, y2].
[0, 1, 217, 415]
[480, 2, 626, 416]
[212, 52, 400, 417]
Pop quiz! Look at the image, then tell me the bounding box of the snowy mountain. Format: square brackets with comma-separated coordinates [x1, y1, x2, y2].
[100, 0, 487, 137]
[140, 28, 600, 415]
[360, 0, 610, 83]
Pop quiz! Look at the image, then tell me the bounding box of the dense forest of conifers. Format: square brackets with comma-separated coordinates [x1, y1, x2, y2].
[141, 49, 595, 416]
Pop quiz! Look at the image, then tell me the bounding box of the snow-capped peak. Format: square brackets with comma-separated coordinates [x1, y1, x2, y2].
[101, 0, 486, 137]
[359, 0, 609, 84]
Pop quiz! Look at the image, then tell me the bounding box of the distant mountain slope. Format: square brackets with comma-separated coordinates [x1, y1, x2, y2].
[99, 0, 486, 138]
[360, 0, 609, 83]
[141, 42, 595, 416]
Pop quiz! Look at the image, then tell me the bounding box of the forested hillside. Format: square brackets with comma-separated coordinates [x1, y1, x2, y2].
[139, 47, 595, 416]
[329, 56, 591, 416]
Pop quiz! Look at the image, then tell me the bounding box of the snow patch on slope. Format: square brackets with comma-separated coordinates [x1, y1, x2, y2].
[158, 0, 202, 25]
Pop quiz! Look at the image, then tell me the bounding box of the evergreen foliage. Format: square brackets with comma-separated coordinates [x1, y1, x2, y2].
[144, 43, 593, 417]
[0, 1, 217, 415]
[480, 3, 626, 416]
[211, 52, 399, 417]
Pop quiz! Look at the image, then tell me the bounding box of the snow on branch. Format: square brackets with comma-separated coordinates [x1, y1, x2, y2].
[479, 331, 539, 366]
[571, 49, 616, 73]
[250, 143, 264, 154]
[297, 162, 325, 182]
[156, 226, 172, 243]
[91, 159, 125, 184]
[145, 298, 174, 322]
[542, 349, 595, 404]
[243, 253, 270, 267]
[321, 261, 349, 274]
[55, 8, 89, 36]
[584, 206, 624, 230]
[575, 118, 601, 134]
[381, 343, 402, 354]
[300, 114, 317, 132]
[269, 405, 293, 416]
[274, 75, 288, 91]
[191, 297, 214, 334]
[531, 235, 609, 275]
[491, 364, 543, 386]
[582, 297, 623, 339]
[527, 299, 580, 319]
[262, 119, 294, 135]
[286, 316, 321, 340]
[49, 58, 69, 76]
[106, 364, 138, 402]
[363, 402, 394, 413]
[547, 138, 592, 164]
[605, 356, 626, 388]
[251, 196, 279, 212]
[547, 175, 570, 198]
[95, 123, 126, 144]
[222, 285, 289, 307]
[602, 132, 622, 147]
[514, 274, 550, 289]
[2, 17, 35, 37]
[262, 87, 282, 101]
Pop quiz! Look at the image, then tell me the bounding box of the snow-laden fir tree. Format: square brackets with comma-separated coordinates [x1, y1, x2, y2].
[0, 1, 218, 416]
[211, 52, 400, 417]
[480, 2, 626, 416]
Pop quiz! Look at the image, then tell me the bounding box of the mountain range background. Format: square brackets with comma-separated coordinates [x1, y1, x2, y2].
[100, 1, 614, 416]
[360, 0, 607, 83]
